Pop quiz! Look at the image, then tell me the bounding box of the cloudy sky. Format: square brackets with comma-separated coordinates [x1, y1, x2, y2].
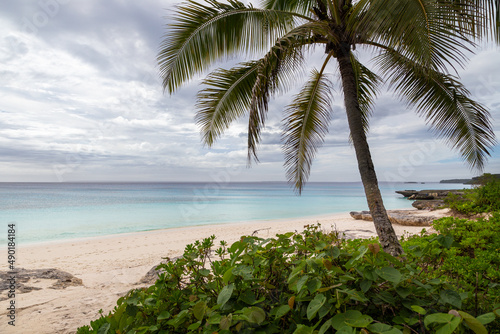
[1, 0, 499, 184]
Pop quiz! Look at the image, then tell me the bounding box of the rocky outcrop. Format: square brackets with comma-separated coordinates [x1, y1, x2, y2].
[0, 268, 83, 300]
[395, 189, 464, 200]
[412, 200, 445, 210]
[349, 211, 373, 221]
[350, 210, 438, 226]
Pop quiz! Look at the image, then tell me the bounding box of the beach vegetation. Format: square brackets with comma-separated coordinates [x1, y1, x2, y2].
[77, 222, 500, 333]
[445, 178, 500, 215]
[156, 0, 498, 256]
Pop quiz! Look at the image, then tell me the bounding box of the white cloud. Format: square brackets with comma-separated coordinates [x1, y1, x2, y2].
[0, 0, 498, 183]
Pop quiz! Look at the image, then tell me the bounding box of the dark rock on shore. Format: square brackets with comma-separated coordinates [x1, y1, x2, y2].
[350, 210, 438, 226]
[412, 200, 445, 210]
[396, 189, 464, 200]
[0, 268, 83, 300]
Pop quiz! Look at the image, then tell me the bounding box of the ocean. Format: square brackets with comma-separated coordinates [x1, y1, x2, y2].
[0, 182, 469, 245]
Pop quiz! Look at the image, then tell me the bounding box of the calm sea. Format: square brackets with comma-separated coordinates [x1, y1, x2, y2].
[0, 182, 468, 245]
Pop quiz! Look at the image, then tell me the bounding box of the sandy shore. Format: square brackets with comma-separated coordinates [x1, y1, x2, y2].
[0, 212, 435, 334]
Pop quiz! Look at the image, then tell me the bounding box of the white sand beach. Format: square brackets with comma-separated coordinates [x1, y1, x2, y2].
[0, 211, 440, 334]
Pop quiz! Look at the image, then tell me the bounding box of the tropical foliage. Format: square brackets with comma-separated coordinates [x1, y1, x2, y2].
[445, 178, 500, 215]
[157, 0, 498, 255]
[77, 222, 500, 333]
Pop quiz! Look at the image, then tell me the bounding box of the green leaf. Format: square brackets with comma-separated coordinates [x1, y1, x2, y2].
[296, 275, 309, 292]
[476, 312, 496, 325]
[233, 265, 253, 279]
[345, 246, 368, 269]
[395, 286, 411, 298]
[336, 327, 356, 334]
[220, 314, 232, 330]
[125, 304, 139, 317]
[458, 311, 488, 334]
[199, 268, 211, 276]
[144, 298, 156, 306]
[411, 305, 427, 315]
[157, 310, 171, 321]
[307, 277, 322, 293]
[439, 290, 462, 308]
[436, 317, 461, 334]
[306, 293, 326, 321]
[207, 313, 222, 325]
[293, 324, 314, 334]
[329, 247, 340, 259]
[318, 319, 332, 334]
[367, 323, 403, 334]
[192, 301, 207, 321]
[244, 306, 266, 324]
[376, 267, 402, 284]
[360, 279, 372, 293]
[424, 313, 460, 332]
[239, 290, 257, 305]
[376, 290, 396, 305]
[188, 321, 201, 330]
[346, 314, 373, 328]
[364, 268, 378, 281]
[436, 234, 455, 249]
[96, 323, 110, 334]
[340, 288, 369, 303]
[167, 309, 189, 328]
[217, 283, 235, 308]
[332, 310, 372, 329]
[273, 305, 291, 319]
[223, 266, 235, 284]
[288, 262, 306, 283]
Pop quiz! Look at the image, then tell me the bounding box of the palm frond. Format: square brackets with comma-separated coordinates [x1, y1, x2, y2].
[350, 53, 381, 134]
[196, 22, 316, 154]
[247, 22, 326, 162]
[434, 0, 500, 42]
[352, 0, 476, 72]
[196, 62, 261, 146]
[375, 48, 496, 169]
[261, 0, 322, 17]
[282, 64, 334, 193]
[158, 0, 302, 94]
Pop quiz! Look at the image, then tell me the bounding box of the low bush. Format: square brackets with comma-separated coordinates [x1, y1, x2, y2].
[445, 179, 500, 215]
[402, 213, 500, 320]
[77, 224, 499, 334]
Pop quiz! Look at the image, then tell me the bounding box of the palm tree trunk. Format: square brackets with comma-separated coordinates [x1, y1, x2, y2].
[337, 48, 403, 256]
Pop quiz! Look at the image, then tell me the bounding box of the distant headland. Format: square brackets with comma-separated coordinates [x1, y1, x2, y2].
[440, 173, 500, 184]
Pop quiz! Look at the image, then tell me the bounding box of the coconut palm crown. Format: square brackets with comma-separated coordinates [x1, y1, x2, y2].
[158, 0, 498, 255]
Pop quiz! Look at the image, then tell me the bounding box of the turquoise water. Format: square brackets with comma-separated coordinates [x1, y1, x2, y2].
[0, 182, 468, 245]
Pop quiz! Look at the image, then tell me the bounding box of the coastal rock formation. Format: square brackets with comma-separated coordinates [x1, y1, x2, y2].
[395, 189, 464, 200]
[350, 210, 438, 226]
[349, 211, 373, 221]
[0, 268, 82, 301]
[412, 200, 445, 210]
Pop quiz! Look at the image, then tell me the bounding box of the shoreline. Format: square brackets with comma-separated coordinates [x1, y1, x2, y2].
[1, 211, 431, 334]
[15, 211, 371, 248]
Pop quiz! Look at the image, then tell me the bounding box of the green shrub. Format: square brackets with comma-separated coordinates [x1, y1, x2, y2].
[77, 225, 499, 334]
[401, 213, 500, 328]
[445, 179, 500, 215]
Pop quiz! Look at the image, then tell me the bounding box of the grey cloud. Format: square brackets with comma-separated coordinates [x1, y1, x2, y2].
[1, 0, 499, 182]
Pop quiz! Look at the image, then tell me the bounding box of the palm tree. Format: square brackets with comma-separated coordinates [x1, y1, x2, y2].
[158, 0, 498, 256]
